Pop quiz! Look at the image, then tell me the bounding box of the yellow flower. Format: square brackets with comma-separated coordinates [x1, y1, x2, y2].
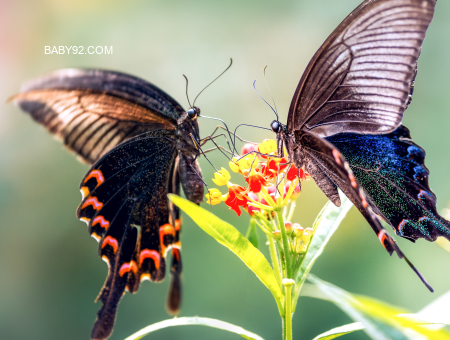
[229, 157, 240, 173]
[205, 188, 226, 205]
[237, 154, 259, 172]
[258, 139, 277, 155]
[212, 167, 231, 186]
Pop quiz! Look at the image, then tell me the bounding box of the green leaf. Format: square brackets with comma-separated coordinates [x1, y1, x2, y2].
[292, 194, 353, 310]
[307, 275, 450, 340]
[246, 218, 259, 248]
[125, 317, 265, 340]
[400, 290, 450, 327]
[169, 194, 284, 315]
[312, 322, 364, 340]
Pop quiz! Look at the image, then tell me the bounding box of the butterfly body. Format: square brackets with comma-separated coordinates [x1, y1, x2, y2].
[11, 68, 204, 339]
[267, 0, 447, 288]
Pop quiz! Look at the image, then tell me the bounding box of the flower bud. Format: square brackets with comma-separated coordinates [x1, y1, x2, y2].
[241, 143, 258, 156]
[205, 188, 225, 205]
[273, 230, 281, 240]
[302, 228, 314, 243]
[292, 223, 303, 237]
[284, 221, 293, 235]
[212, 167, 231, 186]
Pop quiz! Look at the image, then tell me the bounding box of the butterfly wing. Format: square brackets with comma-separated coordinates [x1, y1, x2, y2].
[326, 125, 450, 242]
[76, 130, 179, 340]
[10, 69, 183, 163]
[299, 130, 433, 290]
[288, 0, 436, 137]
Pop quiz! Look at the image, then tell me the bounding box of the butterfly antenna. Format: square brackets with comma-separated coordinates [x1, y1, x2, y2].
[183, 74, 193, 108]
[263, 66, 278, 116]
[253, 79, 279, 120]
[192, 58, 233, 107]
[233, 123, 271, 153]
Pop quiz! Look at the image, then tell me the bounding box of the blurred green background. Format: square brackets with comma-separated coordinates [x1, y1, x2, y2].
[1, 0, 450, 339]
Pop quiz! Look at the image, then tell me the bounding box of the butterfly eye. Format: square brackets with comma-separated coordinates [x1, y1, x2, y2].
[188, 107, 200, 120]
[271, 120, 280, 133]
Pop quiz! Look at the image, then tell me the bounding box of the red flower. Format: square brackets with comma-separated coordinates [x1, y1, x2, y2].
[261, 159, 278, 179]
[287, 164, 299, 181]
[299, 168, 310, 181]
[224, 185, 248, 216]
[246, 171, 268, 193]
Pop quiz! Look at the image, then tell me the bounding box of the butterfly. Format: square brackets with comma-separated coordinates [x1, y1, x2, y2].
[267, 0, 449, 289]
[10, 68, 210, 340]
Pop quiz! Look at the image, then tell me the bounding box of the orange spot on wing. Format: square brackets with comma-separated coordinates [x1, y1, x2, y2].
[332, 149, 342, 166]
[84, 169, 105, 187]
[360, 192, 368, 208]
[79, 217, 91, 225]
[175, 219, 182, 231]
[139, 249, 161, 269]
[172, 248, 180, 261]
[119, 260, 138, 277]
[81, 197, 103, 211]
[102, 236, 119, 254]
[80, 186, 90, 199]
[348, 172, 357, 188]
[140, 273, 151, 282]
[159, 223, 175, 255]
[91, 232, 101, 242]
[92, 216, 110, 229]
[378, 231, 387, 250]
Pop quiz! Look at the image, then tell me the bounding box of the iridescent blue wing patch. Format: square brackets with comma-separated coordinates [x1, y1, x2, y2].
[326, 125, 450, 242]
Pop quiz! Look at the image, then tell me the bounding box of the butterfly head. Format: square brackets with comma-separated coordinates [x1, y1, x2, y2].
[270, 120, 281, 133]
[187, 107, 201, 120]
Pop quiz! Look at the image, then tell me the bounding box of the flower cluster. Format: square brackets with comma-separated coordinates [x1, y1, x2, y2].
[205, 139, 309, 217]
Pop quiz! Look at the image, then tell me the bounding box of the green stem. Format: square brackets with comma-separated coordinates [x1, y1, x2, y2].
[276, 210, 292, 279]
[284, 281, 293, 340]
[268, 235, 282, 287]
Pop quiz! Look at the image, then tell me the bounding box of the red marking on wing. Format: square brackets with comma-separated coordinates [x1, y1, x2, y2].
[81, 196, 103, 211]
[175, 218, 182, 231]
[332, 149, 342, 166]
[84, 169, 105, 187]
[419, 216, 429, 222]
[159, 223, 176, 255]
[378, 230, 388, 250]
[92, 216, 110, 229]
[348, 172, 357, 188]
[359, 191, 369, 208]
[119, 260, 138, 277]
[102, 236, 119, 254]
[139, 249, 161, 269]
[172, 248, 180, 261]
[398, 219, 409, 234]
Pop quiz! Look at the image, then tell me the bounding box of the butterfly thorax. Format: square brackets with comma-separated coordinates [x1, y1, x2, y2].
[175, 111, 201, 156]
[175, 111, 204, 204]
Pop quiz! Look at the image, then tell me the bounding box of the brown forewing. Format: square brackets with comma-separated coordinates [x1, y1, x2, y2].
[11, 89, 176, 164]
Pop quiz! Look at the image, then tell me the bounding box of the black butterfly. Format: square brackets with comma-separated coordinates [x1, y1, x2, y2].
[268, 0, 449, 288]
[10, 69, 208, 340]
